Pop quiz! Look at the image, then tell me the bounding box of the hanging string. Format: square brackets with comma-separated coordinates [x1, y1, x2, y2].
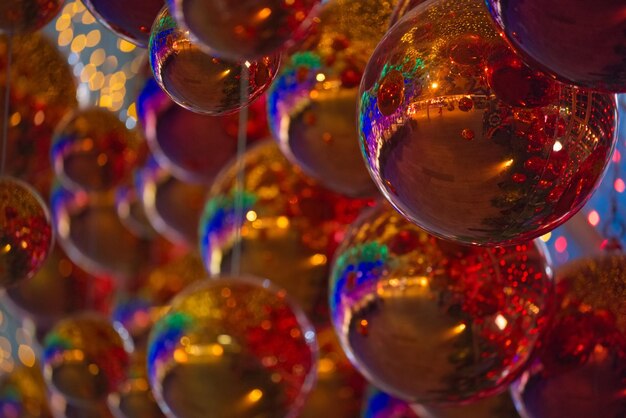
[230, 64, 250, 276]
[1, 36, 13, 176]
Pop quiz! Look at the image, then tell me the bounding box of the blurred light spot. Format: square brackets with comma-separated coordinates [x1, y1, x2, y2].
[555, 236, 567, 253]
[118, 39, 137, 52]
[588, 210, 600, 226]
[540, 232, 552, 242]
[246, 389, 263, 403]
[58, 28, 74, 46]
[613, 150, 621, 163]
[615, 178, 625, 193]
[86, 29, 101, 47]
[18, 345, 35, 367]
[552, 141, 563, 152]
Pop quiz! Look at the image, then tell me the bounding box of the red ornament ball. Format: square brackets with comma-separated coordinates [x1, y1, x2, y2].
[43, 313, 132, 404]
[0, 176, 53, 288]
[330, 203, 554, 405]
[358, 0, 617, 246]
[147, 276, 318, 418]
[486, 0, 626, 92]
[511, 252, 626, 418]
[82, 0, 164, 47]
[167, 0, 323, 60]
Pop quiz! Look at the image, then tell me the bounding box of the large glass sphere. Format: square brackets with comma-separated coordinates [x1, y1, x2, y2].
[0, 176, 53, 288]
[43, 313, 132, 405]
[267, 0, 395, 197]
[81, 0, 164, 47]
[0, 0, 64, 34]
[167, 0, 323, 60]
[358, 0, 617, 246]
[51, 108, 142, 192]
[486, 0, 626, 92]
[330, 203, 554, 405]
[147, 276, 318, 418]
[511, 252, 626, 418]
[149, 7, 280, 115]
[199, 141, 373, 324]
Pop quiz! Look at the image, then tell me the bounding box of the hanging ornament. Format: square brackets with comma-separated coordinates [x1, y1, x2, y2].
[299, 326, 366, 418]
[0, 176, 53, 288]
[362, 388, 420, 418]
[81, 0, 164, 48]
[147, 276, 318, 418]
[330, 203, 554, 405]
[511, 252, 626, 418]
[0, 362, 54, 418]
[113, 253, 206, 347]
[43, 313, 132, 405]
[486, 1, 626, 92]
[51, 183, 151, 280]
[358, 0, 617, 246]
[108, 349, 165, 418]
[149, 7, 280, 115]
[199, 141, 373, 324]
[0, 0, 64, 34]
[136, 156, 207, 246]
[4, 244, 115, 331]
[0, 34, 77, 195]
[136, 78, 267, 184]
[51, 108, 142, 192]
[166, 0, 323, 61]
[267, 0, 394, 197]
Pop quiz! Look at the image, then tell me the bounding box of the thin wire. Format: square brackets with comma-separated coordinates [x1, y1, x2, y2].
[230, 65, 250, 276]
[1, 36, 12, 176]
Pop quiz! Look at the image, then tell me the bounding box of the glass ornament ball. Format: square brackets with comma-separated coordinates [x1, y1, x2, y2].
[199, 141, 373, 324]
[51, 108, 142, 192]
[136, 156, 208, 246]
[149, 7, 280, 116]
[43, 313, 132, 405]
[4, 244, 115, 330]
[486, 1, 626, 92]
[0, 176, 53, 288]
[108, 349, 165, 418]
[0, 0, 64, 34]
[81, 0, 164, 47]
[358, 0, 617, 246]
[136, 78, 267, 184]
[51, 184, 151, 280]
[166, 0, 322, 61]
[0, 33, 78, 195]
[267, 0, 394, 197]
[147, 276, 318, 418]
[330, 203, 554, 405]
[0, 362, 54, 418]
[511, 253, 626, 418]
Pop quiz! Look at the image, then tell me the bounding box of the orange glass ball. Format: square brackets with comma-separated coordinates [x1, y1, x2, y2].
[0, 176, 53, 288]
[147, 277, 318, 418]
[149, 7, 280, 115]
[267, 0, 395, 197]
[51, 108, 142, 192]
[43, 313, 132, 404]
[359, 0, 617, 246]
[167, 0, 323, 60]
